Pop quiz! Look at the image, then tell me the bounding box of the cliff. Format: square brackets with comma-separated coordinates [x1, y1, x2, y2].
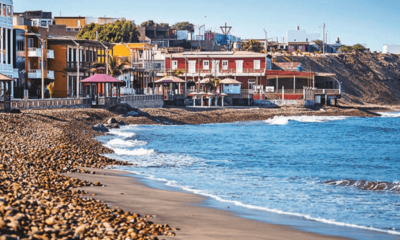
[278, 53, 400, 105]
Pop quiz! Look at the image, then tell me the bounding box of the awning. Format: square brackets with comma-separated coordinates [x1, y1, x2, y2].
[155, 76, 185, 83]
[80, 74, 123, 83]
[221, 78, 242, 84]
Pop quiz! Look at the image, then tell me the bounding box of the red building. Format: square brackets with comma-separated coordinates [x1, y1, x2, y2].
[163, 51, 267, 89]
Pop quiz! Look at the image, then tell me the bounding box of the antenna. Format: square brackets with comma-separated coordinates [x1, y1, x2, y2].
[220, 23, 232, 36]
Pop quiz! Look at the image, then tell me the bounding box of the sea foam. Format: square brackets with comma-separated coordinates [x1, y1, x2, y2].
[378, 111, 400, 118]
[113, 148, 155, 156]
[264, 116, 347, 125]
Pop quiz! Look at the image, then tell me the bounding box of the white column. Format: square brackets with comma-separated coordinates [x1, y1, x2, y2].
[1, 27, 3, 67]
[5, 27, 8, 65]
[10, 28, 12, 70]
[293, 76, 296, 94]
[11, 80, 13, 99]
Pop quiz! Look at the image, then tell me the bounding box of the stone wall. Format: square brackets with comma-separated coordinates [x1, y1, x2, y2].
[9, 98, 91, 109]
[254, 99, 305, 108]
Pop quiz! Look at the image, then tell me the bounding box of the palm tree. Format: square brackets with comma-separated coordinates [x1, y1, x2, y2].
[91, 56, 131, 78]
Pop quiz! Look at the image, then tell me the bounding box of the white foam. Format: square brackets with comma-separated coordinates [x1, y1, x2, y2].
[106, 139, 147, 147]
[143, 178, 400, 236]
[108, 128, 137, 138]
[113, 148, 155, 156]
[264, 116, 348, 125]
[378, 112, 400, 118]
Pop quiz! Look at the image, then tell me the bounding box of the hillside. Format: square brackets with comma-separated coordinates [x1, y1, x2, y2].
[277, 53, 400, 105]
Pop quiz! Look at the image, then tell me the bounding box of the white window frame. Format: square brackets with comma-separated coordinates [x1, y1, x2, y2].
[172, 60, 178, 70]
[248, 79, 256, 90]
[203, 60, 209, 70]
[222, 60, 228, 70]
[254, 60, 261, 70]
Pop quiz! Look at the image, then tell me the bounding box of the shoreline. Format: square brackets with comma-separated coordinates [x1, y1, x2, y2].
[1, 106, 399, 239]
[68, 168, 353, 240]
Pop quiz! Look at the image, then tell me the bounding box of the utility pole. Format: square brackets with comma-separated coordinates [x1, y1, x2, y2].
[322, 23, 325, 54]
[40, 39, 45, 99]
[263, 29, 268, 53]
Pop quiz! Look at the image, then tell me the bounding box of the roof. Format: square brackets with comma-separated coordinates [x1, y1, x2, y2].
[48, 38, 114, 48]
[0, 73, 13, 81]
[81, 74, 123, 83]
[221, 78, 242, 84]
[54, 16, 86, 19]
[167, 51, 266, 59]
[115, 43, 154, 50]
[155, 76, 185, 83]
[315, 72, 336, 77]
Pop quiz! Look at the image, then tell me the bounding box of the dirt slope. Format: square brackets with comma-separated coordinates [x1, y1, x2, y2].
[277, 53, 400, 105]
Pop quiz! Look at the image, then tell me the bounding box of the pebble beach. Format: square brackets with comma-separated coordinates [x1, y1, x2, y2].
[0, 105, 397, 240]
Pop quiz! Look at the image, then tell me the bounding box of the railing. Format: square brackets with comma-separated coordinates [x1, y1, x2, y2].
[47, 50, 54, 59]
[169, 68, 266, 76]
[66, 62, 91, 69]
[28, 48, 42, 57]
[313, 89, 340, 95]
[120, 94, 163, 103]
[9, 98, 91, 109]
[28, 69, 41, 79]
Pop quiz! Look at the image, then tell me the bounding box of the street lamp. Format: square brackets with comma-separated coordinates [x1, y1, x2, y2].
[198, 25, 205, 50]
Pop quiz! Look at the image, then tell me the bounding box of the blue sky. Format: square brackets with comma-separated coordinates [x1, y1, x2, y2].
[15, 0, 400, 52]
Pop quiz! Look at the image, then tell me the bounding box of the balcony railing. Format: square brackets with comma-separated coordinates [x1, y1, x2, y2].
[47, 50, 54, 59]
[66, 62, 91, 69]
[28, 48, 42, 58]
[47, 70, 54, 79]
[28, 70, 41, 79]
[171, 68, 266, 76]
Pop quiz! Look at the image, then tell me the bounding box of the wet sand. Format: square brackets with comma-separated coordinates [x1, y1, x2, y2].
[68, 168, 350, 240]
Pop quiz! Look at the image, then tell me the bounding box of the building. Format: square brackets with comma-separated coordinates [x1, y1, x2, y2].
[138, 25, 176, 47]
[47, 38, 113, 98]
[0, 0, 14, 98]
[383, 44, 400, 54]
[163, 51, 267, 90]
[12, 25, 55, 99]
[113, 43, 160, 94]
[13, 10, 53, 28]
[53, 16, 86, 34]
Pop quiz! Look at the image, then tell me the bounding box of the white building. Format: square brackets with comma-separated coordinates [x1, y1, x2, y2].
[286, 26, 320, 43]
[383, 44, 400, 54]
[0, 0, 13, 78]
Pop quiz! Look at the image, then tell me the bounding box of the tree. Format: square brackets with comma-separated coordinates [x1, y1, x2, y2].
[141, 20, 169, 28]
[353, 44, 366, 51]
[241, 39, 265, 53]
[91, 56, 131, 78]
[77, 20, 139, 43]
[314, 40, 323, 49]
[172, 22, 194, 32]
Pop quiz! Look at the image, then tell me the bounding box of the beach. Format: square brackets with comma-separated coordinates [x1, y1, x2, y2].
[0, 106, 398, 239]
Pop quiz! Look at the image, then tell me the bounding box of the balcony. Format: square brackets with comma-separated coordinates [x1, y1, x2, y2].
[47, 70, 54, 79]
[163, 68, 266, 76]
[28, 69, 41, 79]
[28, 48, 42, 58]
[47, 50, 54, 59]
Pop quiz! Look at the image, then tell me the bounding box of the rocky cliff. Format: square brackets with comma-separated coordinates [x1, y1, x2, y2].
[278, 53, 400, 105]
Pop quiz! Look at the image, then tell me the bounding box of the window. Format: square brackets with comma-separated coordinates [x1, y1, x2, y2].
[299, 46, 303, 50]
[28, 38, 34, 48]
[203, 60, 209, 70]
[41, 20, 47, 27]
[222, 60, 228, 70]
[248, 79, 255, 90]
[188, 61, 196, 73]
[154, 63, 161, 68]
[7, 5, 11, 17]
[254, 60, 261, 70]
[236, 60, 243, 73]
[2, 5, 5, 17]
[172, 60, 178, 70]
[40, 60, 47, 70]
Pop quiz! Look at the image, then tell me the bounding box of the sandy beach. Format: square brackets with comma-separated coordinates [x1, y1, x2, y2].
[0, 105, 398, 239]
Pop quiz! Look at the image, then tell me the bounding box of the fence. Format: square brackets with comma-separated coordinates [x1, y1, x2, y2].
[9, 98, 91, 110]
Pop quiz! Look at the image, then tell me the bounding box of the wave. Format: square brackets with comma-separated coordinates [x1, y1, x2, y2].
[324, 179, 400, 192]
[378, 112, 400, 118]
[135, 173, 400, 236]
[108, 129, 137, 138]
[106, 139, 147, 147]
[113, 148, 155, 156]
[264, 116, 348, 125]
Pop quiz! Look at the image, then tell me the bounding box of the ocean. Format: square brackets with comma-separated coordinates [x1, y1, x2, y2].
[97, 112, 400, 240]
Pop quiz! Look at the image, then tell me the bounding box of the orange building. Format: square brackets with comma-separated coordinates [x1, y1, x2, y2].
[48, 38, 113, 98]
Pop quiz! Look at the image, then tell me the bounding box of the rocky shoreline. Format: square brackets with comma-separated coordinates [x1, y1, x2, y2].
[0, 105, 398, 239]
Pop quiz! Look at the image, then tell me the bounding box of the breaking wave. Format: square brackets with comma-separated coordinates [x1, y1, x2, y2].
[264, 116, 347, 125]
[113, 148, 155, 156]
[108, 129, 137, 138]
[378, 112, 400, 118]
[106, 139, 147, 147]
[324, 179, 400, 192]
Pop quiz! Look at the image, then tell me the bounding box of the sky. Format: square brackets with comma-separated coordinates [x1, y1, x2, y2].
[14, 0, 400, 52]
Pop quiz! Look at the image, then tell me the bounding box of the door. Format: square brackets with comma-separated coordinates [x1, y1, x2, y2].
[236, 61, 243, 73]
[212, 60, 220, 74]
[188, 61, 196, 74]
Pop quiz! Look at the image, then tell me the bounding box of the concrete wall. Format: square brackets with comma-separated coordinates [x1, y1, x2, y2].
[254, 99, 304, 107]
[120, 95, 164, 108]
[10, 98, 91, 109]
[383, 44, 400, 54]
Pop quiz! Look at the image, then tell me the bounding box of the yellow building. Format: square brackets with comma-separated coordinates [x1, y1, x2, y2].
[53, 16, 86, 33]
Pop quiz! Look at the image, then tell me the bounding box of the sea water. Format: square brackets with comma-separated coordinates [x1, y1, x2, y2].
[97, 112, 400, 240]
